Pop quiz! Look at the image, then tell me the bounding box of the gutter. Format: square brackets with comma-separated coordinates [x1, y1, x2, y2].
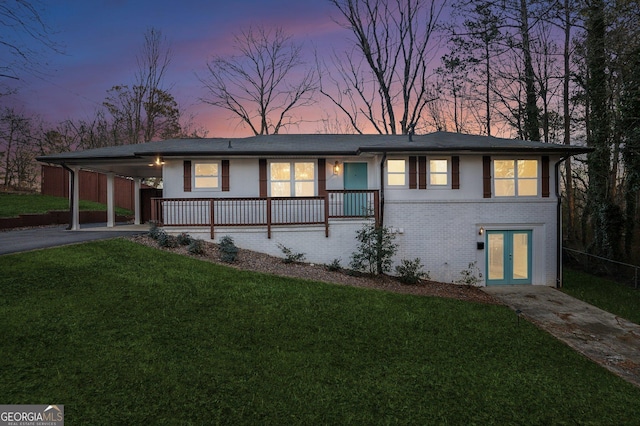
[61, 163, 74, 230]
[379, 153, 387, 227]
[554, 156, 570, 288]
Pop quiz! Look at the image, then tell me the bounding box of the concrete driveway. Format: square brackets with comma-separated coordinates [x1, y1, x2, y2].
[0, 224, 146, 255]
[483, 285, 640, 388]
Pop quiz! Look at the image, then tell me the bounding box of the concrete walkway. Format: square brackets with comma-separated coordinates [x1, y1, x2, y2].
[0, 223, 146, 255]
[483, 285, 640, 388]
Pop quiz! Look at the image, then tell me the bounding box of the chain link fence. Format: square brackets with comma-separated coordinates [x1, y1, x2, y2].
[563, 248, 639, 289]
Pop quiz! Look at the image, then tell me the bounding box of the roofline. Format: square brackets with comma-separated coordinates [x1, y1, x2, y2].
[38, 147, 591, 164]
[36, 155, 142, 164]
[133, 149, 362, 157]
[357, 146, 592, 154]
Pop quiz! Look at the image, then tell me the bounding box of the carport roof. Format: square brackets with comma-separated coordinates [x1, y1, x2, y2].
[36, 131, 592, 177]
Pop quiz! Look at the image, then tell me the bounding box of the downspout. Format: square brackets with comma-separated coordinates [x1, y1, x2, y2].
[61, 163, 74, 230]
[379, 152, 387, 227]
[555, 156, 569, 288]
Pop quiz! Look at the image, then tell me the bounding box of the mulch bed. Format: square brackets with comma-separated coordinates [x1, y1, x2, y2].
[129, 234, 501, 305]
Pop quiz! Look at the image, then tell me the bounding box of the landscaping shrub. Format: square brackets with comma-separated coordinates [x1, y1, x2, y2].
[455, 261, 483, 286]
[157, 231, 178, 248]
[278, 243, 306, 264]
[148, 221, 162, 240]
[350, 222, 397, 274]
[187, 239, 205, 255]
[176, 232, 193, 246]
[396, 258, 429, 284]
[327, 258, 342, 272]
[219, 236, 239, 263]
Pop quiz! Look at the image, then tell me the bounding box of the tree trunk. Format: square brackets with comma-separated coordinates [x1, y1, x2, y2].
[563, 0, 575, 239]
[585, 0, 615, 258]
[520, 0, 540, 141]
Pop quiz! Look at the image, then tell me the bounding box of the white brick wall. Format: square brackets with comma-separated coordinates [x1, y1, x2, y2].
[166, 199, 558, 286]
[384, 199, 557, 286]
[167, 219, 370, 267]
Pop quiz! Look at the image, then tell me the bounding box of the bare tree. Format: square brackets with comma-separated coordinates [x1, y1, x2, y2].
[0, 107, 39, 188]
[544, 0, 582, 238]
[444, 0, 505, 135]
[199, 26, 317, 135]
[103, 28, 180, 144]
[0, 0, 61, 94]
[322, 0, 445, 135]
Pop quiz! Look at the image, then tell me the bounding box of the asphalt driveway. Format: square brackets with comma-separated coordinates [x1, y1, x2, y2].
[0, 224, 146, 255]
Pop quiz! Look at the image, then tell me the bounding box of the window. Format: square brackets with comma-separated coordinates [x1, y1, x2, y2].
[387, 159, 406, 186]
[429, 159, 448, 186]
[270, 161, 315, 197]
[194, 162, 219, 189]
[494, 159, 538, 197]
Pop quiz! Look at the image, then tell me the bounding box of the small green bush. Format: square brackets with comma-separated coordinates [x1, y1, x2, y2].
[187, 239, 205, 255]
[455, 261, 483, 286]
[327, 258, 342, 271]
[176, 233, 193, 246]
[157, 231, 178, 248]
[219, 236, 239, 263]
[278, 243, 306, 264]
[148, 221, 162, 240]
[395, 258, 429, 285]
[350, 222, 397, 275]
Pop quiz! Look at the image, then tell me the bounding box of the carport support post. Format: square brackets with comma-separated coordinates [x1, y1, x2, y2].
[134, 178, 141, 225]
[106, 173, 115, 228]
[70, 166, 80, 230]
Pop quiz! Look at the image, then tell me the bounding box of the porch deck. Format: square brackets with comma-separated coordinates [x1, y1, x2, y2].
[151, 190, 379, 239]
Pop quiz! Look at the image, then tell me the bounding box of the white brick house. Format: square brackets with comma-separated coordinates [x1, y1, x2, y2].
[38, 132, 590, 287]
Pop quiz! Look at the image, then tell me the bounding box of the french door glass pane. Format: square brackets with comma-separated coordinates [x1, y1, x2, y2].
[512, 233, 529, 280]
[488, 233, 504, 280]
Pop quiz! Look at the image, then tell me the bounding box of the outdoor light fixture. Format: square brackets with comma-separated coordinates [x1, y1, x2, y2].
[479, 226, 485, 235]
[333, 161, 340, 175]
[149, 156, 165, 167]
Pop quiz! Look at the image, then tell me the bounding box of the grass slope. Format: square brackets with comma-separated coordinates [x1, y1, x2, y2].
[0, 193, 132, 217]
[563, 268, 640, 325]
[1, 239, 639, 425]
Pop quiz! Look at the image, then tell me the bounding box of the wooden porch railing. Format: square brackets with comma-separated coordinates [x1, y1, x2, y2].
[150, 190, 379, 239]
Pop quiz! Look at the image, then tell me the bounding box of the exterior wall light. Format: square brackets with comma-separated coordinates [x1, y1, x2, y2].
[333, 161, 341, 175]
[149, 156, 165, 167]
[479, 226, 485, 235]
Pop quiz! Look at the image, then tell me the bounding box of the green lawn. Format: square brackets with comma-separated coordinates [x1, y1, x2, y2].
[0, 193, 132, 217]
[2, 239, 640, 425]
[563, 267, 640, 325]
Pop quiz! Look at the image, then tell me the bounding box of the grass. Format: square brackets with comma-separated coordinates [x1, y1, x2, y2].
[0, 193, 132, 217]
[563, 267, 640, 325]
[1, 239, 640, 425]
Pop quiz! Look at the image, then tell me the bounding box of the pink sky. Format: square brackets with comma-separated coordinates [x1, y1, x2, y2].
[2, 0, 353, 137]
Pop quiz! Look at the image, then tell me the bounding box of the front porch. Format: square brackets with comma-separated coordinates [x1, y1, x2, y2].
[151, 190, 380, 238]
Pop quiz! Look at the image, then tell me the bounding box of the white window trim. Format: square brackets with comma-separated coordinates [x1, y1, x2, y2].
[428, 158, 450, 188]
[193, 161, 221, 191]
[386, 158, 407, 187]
[493, 159, 539, 197]
[268, 160, 316, 197]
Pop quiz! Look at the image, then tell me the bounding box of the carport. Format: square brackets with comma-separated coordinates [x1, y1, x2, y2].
[37, 144, 164, 230]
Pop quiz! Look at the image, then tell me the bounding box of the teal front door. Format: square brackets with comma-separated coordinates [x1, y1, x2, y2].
[343, 162, 368, 216]
[486, 230, 532, 285]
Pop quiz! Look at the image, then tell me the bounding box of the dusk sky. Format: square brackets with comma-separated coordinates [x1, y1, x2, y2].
[2, 0, 365, 137]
